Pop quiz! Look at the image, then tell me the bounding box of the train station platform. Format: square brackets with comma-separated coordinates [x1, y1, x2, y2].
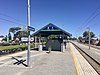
[0, 43, 98, 75]
[0, 44, 77, 75]
[69, 43, 98, 75]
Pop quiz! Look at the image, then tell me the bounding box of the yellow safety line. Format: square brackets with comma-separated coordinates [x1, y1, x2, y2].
[70, 43, 80, 75]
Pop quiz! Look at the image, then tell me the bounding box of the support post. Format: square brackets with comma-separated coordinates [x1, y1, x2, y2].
[34, 36, 37, 48]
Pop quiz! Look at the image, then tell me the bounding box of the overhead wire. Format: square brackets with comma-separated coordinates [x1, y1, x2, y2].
[0, 12, 27, 26]
[0, 17, 26, 26]
[78, 6, 100, 30]
[82, 11, 100, 29]
[76, 6, 100, 36]
[0, 13, 26, 24]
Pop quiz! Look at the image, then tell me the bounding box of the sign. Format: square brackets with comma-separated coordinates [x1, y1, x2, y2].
[27, 26, 35, 31]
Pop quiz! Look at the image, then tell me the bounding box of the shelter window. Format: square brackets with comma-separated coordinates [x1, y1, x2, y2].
[47, 27, 49, 30]
[47, 26, 53, 30]
[52, 27, 53, 30]
[49, 26, 52, 30]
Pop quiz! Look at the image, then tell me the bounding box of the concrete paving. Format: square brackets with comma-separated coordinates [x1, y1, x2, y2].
[0, 44, 77, 75]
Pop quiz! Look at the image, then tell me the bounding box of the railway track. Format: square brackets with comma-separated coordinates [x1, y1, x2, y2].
[71, 42, 100, 75]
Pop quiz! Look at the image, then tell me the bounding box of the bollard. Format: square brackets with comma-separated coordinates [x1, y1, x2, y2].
[48, 46, 51, 53]
[38, 43, 42, 51]
[61, 43, 65, 52]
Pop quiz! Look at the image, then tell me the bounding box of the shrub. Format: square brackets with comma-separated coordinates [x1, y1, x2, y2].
[97, 41, 100, 46]
[0, 45, 28, 55]
[0, 43, 10, 46]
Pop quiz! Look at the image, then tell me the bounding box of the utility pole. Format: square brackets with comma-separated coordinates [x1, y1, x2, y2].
[87, 27, 91, 50]
[27, 0, 31, 67]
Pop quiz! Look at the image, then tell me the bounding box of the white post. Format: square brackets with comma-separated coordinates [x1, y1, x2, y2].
[87, 27, 91, 50]
[61, 43, 65, 52]
[89, 28, 91, 50]
[27, 0, 31, 67]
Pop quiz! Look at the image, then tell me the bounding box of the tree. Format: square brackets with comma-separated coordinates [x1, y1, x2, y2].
[83, 31, 95, 43]
[3, 35, 7, 41]
[9, 27, 21, 40]
[78, 36, 83, 42]
[8, 32, 11, 40]
[15, 31, 28, 40]
[83, 31, 95, 38]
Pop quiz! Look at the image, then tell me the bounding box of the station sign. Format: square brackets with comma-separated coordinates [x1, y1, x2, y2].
[27, 26, 35, 31]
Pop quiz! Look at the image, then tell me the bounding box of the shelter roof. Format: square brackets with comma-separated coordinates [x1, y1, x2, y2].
[32, 23, 72, 37]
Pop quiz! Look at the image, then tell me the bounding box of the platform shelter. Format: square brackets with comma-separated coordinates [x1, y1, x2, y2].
[32, 23, 72, 52]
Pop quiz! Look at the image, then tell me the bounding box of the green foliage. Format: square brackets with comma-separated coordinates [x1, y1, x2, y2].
[48, 35, 60, 39]
[78, 36, 84, 42]
[0, 45, 28, 51]
[0, 43, 10, 46]
[9, 27, 21, 40]
[48, 35, 56, 39]
[83, 31, 95, 39]
[81, 31, 95, 43]
[0, 45, 28, 55]
[8, 32, 11, 40]
[9, 27, 21, 34]
[15, 31, 28, 40]
[97, 40, 100, 46]
[78, 36, 82, 40]
[3, 35, 7, 41]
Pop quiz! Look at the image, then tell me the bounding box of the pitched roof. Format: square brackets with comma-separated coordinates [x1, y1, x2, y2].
[32, 23, 72, 37]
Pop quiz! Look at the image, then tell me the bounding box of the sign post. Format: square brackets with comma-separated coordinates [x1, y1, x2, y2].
[27, 0, 31, 67]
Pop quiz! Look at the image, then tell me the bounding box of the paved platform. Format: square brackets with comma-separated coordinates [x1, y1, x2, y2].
[69, 43, 98, 75]
[0, 42, 97, 75]
[0, 44, 77, 75]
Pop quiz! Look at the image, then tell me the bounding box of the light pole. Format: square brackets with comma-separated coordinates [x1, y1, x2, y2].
[27, 0, 31, 67]
[87, 27, 91, 50]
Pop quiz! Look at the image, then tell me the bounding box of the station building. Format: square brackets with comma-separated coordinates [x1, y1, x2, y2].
[32, 23, 72, 52]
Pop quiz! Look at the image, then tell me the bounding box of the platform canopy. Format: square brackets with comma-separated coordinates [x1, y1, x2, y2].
[32, 23, 72, 38]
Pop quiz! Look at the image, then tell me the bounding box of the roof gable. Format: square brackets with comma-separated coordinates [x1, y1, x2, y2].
[32, 23, 72, 37]
[41, 23, 59, 30]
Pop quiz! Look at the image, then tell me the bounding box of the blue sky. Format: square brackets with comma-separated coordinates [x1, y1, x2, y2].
[0, 0, 100, 38]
